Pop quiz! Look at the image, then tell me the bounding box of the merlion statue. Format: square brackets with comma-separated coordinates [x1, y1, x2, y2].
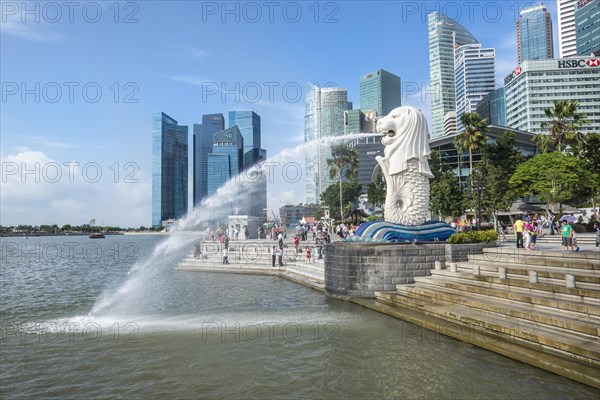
[375, 106, 434, 225]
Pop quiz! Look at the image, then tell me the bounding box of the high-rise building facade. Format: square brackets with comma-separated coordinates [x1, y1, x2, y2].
[152, 112, 188, 227]
[304, 83, 321, 205]
[575, 0, 600, 56]
[454, 44, 496, 132]
[304, 83, 351, 204]
[517, 4, 554, 63]
[476, 87, 507, 126]
[207, 126, 244, 199]
[504, 57, 600, 133]
[359, 69, 402, 117]
[344, 109, 380, 192]
[558, 0, 578, 57]
[193, 113, 224, 207]
[228, 111, 260, 155]
[228, 110, 267, 218]
[428, 12, 479, 138]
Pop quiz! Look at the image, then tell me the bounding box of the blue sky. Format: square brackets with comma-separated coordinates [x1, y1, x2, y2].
[1, 1, 559, 227]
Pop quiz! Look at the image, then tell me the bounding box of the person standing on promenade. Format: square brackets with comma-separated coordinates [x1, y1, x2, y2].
[294, 235, 300, 253]
[222, 247, 229, 264]
[561, 220, 573, 252]
[513, 216, 524, 248]
[305, 246, 312, 263]
[219, 233, 225, 250]
[278, 246, 284, 267]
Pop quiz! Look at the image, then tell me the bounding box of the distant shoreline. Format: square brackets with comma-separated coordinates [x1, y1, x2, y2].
[0, 232, 129, 237]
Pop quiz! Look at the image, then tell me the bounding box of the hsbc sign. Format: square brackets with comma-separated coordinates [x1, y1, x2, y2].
[558, 58, 599, 68]
[504, 66, 523, 85]
[505, 59, 599, 85]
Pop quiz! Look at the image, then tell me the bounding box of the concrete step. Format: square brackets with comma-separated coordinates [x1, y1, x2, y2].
[456, 260, 600, 284]
[409, 274, 600, 316]
[456, 267, 600, 292]
[457, 264, 600, 292]
[376, 291, 600, 366]
[482, 247, 600, 260]
[386, 283, 600, 336]
[469, 253, 600, 270]
[441, 268, 600, 298]
[282, 265, 324, 283]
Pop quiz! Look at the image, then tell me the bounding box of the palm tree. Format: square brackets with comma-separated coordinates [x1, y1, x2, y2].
[533, 100, 589, 153]
[327, 144, 359, 223]
[454, 112, 488, 190]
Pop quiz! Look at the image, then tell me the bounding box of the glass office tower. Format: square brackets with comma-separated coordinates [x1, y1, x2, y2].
[517, 4, 554, 63]
[454, 44, 496, 132]
[152, 112, 188, 227]
[575, 0, 600, 56]
[428, 12, 479, 138]
[359, 69, 401, 117]
[193, 113, 224, 207]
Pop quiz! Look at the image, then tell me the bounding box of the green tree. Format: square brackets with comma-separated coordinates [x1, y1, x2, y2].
[366, 168, 386, 209]
[475, 132, 524, 227]
[533, 100, 590, 153]
[430, 170, 465, 218]
[320, 182, 362, 224]
[569, 132, 600, 211]
[429, 149, 449, 178]
[570, 132, 600, 176]
[326, 144, 359, 222]
[509, 152, 599, 211]
[454, 112, 488, 189]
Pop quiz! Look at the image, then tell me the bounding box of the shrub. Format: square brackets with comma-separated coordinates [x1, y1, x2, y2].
[448, 230, 498, 244]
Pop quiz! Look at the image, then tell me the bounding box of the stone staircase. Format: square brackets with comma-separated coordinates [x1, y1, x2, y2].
[374, 247, 600, 388]
[175, 240, 325, 289]
[503, 232, 598, 246]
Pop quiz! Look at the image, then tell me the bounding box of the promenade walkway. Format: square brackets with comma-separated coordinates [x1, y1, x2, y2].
[176, 239, 326, 292]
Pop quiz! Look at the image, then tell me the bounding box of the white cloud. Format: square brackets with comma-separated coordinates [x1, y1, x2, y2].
[1, 149, 151, 227]
[169, 74, 212, 86]
[184, 47, 210, 59]
[0, 19, 65, 42]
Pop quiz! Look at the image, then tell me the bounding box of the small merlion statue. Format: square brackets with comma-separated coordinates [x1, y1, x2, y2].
[375, 106, 434, 225]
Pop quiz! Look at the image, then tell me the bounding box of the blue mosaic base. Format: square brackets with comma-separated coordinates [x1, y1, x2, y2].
[347, 221, 455, 243]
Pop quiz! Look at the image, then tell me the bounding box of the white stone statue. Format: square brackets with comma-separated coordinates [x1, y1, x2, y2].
[375, 106, 434, 225]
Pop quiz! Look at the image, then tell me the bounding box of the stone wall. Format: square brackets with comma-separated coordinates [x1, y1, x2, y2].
[324, 242, 447, 298]
[445, 243, 496, 262]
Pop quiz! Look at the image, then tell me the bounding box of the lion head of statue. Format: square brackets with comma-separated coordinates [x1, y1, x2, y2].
[375, 106, 433, 178]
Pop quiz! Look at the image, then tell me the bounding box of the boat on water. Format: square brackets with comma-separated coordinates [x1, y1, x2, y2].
[89, 233, 106, 239]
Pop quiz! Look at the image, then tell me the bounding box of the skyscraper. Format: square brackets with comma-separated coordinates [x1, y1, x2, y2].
[206, 126, 244, 199]
[505, 57, 600, 133]
[476, 88, 507, 126]
[557, 0, 578, 57]
[229, 110, 267, 219]
[304, 83, 351, 204]
[228, 111, 261, 156]
[575, 0, 600, 56]
[454, 43, 496, 132]
[359, 69, 401, 117]
[193, 113, 224, 207]
[428, 12, 478, 138]
[517, 4, 554, 63]
[152, 112, 188, 227]
[304, 83, 321, 205]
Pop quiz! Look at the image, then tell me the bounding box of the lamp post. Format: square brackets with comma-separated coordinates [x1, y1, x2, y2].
[474, 184, 484, 230]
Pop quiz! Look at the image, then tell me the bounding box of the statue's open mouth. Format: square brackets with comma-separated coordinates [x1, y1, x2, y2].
[386, 130, 396, 137]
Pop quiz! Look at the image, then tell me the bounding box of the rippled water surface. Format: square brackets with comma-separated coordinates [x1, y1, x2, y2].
[1, 235, 598, 399]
